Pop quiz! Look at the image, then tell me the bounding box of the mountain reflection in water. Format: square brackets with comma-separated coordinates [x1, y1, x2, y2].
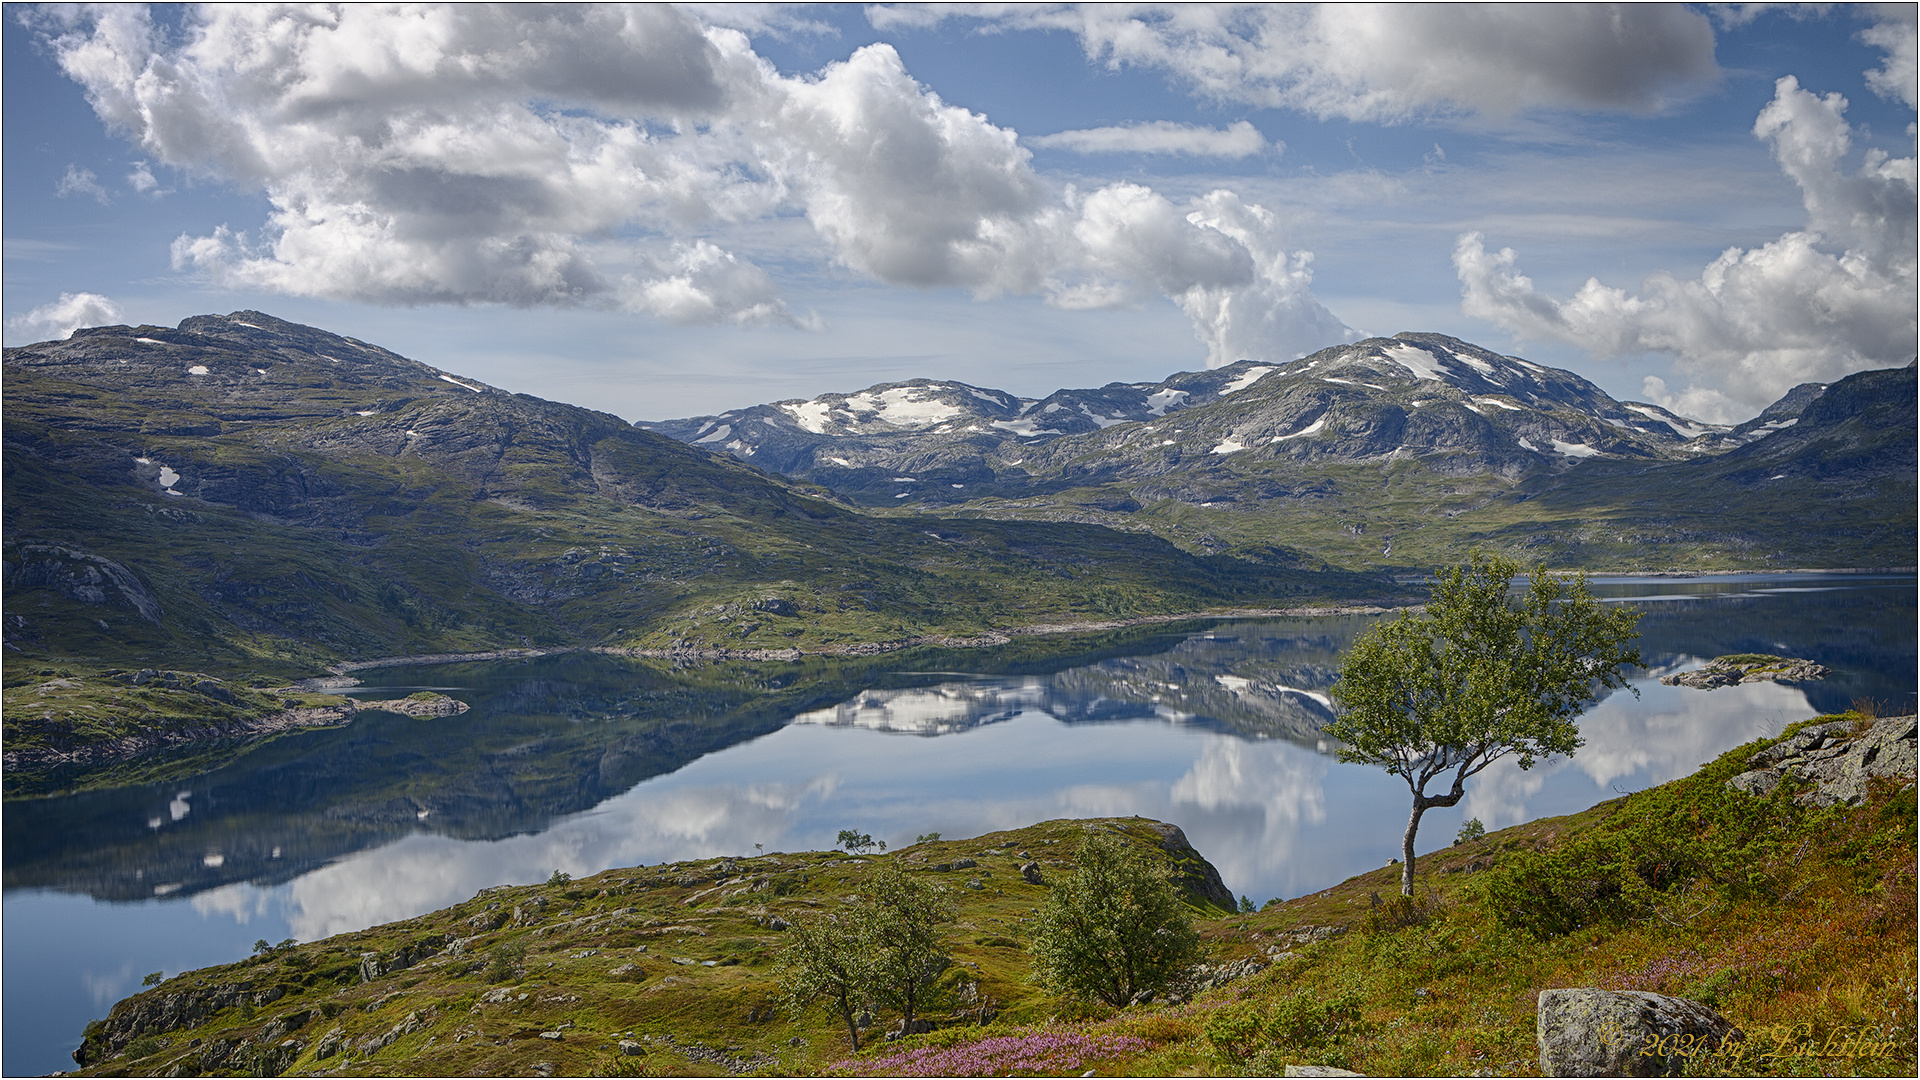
[6, 579, 1916, 910]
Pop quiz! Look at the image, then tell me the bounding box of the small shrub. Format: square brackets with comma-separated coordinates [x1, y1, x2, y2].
[546, 869, 571, 887]
[123, 1035, 165, 1059]
[1455, 817, 1486, 844]
[484, 940, 526, 983]
[141, 971, 164, 987]
[1364, 892, 1444, 935]
[915, 832, 941, 845]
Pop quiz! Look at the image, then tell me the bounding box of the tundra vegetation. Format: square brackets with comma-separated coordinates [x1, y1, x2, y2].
[66, 717, 1916, 1076]
[1326, 553, 1643, 894]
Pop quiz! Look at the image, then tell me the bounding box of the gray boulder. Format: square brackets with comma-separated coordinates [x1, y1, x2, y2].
[1538, 989, 1740, 1076]
[1727, 716, 1917, 807]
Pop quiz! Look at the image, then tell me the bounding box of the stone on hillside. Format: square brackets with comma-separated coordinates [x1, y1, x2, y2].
[1727, 716, 1918, 807]
[1020, 859, 1045, 885]
[1537, 988, 1740, 1076]
[619, 1039, 646, 1056]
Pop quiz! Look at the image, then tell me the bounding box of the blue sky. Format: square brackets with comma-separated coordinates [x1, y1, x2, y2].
[4, 4, 1914, 423]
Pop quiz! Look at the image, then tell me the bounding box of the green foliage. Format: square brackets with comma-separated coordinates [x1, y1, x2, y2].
[1204, 990, 1368, 1069]
[914, 832, 941, 845]
[1326, 553, 1642, 893]
[1476, 751, 1822, 938]
[777, 911, 873, 1051]
[837, 829, 880, 853]
[141, 971, 164, 987]
[123, 1035, 165, 1060]
[1029, 832, 1204, 1007]
[857, 861, 957, 1026]
[546, 869, 571, 887]
[483, 940, 526, 984]
[1455, 817, 1486, 844]
[1238, 894, 1256, 914]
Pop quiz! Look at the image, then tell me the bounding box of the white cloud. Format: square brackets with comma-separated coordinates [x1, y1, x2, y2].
[1454, 76, 1916, 421]
[56, 164, 109, 203]
[34, 4, 1352, 366]
[1030, 119, 1269, 157]
[872, 4, 1721, 121]
[126, 160, 162, 194]
[6, 291, 124, 343]
[1861, 6, 1918, 109]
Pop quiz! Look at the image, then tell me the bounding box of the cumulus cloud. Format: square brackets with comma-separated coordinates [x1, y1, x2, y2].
[1860, 6, 1918, 109]
[871, 3, 1721, 121]
[6, 291, 124, 343]
[1455, 76, 1917, 421]
[56, 164, 110, 203]
[1030, 119, 1270, 157]
[33, 4, 1351, 364]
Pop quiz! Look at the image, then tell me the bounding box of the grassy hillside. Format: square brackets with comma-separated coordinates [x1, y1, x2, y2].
[68, 710, 1916, 1077]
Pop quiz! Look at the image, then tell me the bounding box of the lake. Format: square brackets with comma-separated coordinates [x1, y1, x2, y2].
[4, 573, 1913, 1075]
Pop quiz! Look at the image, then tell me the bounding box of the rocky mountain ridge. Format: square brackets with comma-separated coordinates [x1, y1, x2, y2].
[642, 338, 1914, 570]
[641, 333, 1756, 507]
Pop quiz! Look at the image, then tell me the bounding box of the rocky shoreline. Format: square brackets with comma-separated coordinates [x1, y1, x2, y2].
[1, 702, 359, 772]
[326, 604, 1402, 671]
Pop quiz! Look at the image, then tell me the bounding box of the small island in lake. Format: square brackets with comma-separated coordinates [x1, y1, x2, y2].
[1661, 653, 1831, 690]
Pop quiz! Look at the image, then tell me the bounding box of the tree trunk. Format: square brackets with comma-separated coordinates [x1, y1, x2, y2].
[841, 1003, 860, 1052]
[1401, 801, 1427, 896]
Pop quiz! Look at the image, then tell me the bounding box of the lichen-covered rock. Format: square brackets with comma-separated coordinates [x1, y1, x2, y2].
[1538, 988, 1740, 1076]
[1727, 716, 1917, 807]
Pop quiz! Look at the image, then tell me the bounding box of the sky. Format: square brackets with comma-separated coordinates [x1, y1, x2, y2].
[4, 3, 1914, 424]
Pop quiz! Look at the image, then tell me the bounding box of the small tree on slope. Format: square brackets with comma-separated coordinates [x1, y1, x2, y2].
[1030, 831, 1203, 1007]
[1326, 554, 1642, 896]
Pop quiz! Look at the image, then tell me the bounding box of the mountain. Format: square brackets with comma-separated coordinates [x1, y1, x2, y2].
[1, 312, 1390, 684]
[641, 333, 1722, 506]
[644, 336, 1915, 569]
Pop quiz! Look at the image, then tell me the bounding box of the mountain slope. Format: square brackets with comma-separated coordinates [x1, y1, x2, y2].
[645, 336, 1914, 569]
[642, 333, 1718, 508]
[2, 312, 1392, 680]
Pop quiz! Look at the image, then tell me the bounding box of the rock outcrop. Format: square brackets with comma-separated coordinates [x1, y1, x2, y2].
[1660, 654, 1829, 689]
[1139, 819, 1237, 912]
[1727, 716, 1918, 806]
[361, 692, 470, 718]
[1537, 988, 1740, 1076]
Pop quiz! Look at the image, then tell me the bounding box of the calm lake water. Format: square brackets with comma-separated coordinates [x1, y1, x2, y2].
[4, 573, 1913, 1074]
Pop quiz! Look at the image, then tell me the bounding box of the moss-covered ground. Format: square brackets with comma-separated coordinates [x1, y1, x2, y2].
[70, 713, 1916, 1078]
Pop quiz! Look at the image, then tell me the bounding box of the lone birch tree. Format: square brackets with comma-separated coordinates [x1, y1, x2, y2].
[1326, 554, 1642, 896]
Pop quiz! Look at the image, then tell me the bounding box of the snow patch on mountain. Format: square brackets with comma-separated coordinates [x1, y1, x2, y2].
[1146, 388, 1190, 415]
[1275, 417, 1326, 442]
[1221, 365, 1276, 393]
[1383, 344, 1447, 381]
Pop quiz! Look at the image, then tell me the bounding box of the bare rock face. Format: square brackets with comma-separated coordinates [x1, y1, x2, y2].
[1660, 654, 1829, 690]
[1537, 989, 1740, 1076]
[1727, 716, 1918, 806]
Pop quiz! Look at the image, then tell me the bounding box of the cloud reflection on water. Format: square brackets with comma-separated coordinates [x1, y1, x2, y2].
[203, 670, 1815, 941]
